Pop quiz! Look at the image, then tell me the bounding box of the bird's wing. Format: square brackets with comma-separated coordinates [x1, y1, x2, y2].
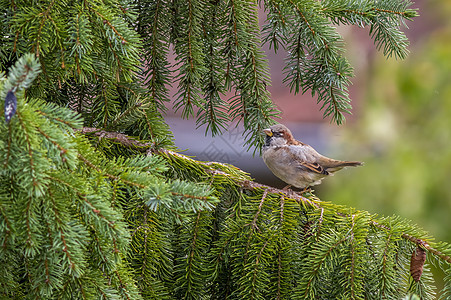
[298, 161, 329, 175]
[285, 144, 330, 175]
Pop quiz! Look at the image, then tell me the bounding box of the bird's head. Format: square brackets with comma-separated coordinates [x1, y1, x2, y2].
[263, 124, 296, 147]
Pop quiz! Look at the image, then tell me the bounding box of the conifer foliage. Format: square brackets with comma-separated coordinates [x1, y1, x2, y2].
[0, 0, 450, 299]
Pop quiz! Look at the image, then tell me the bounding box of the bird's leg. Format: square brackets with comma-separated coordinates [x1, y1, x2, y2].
[280, 185, 297, 198]
[301, 186, 312, 196]
[282, 184, 292, 191]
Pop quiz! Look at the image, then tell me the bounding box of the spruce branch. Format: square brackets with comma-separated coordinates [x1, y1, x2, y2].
[35, 0, 57, 57]
[15, 110, 47, 197]
[172, 0, 206, 119]
[48, 175, 119, 233]
[2, 0, 448, 297]
[370, 221, 451, 264]
[77, 127, 151, 150]
[250, 190, 267, 231]
[402, 233, 451, 265]
[75, 128, 451, 276]
[0, 201, 12, 249]
[302, 233, 348, 298]
[77, 153, 145, 189]
[36, 127, 68, 162]
[75, 127, 450, 268]
[156, 152, 450, 278]
[76, 127, 320, 210]
[263, 0, 417, 124]
[2, 54, 41, 98]
[91, 9, 127, 44]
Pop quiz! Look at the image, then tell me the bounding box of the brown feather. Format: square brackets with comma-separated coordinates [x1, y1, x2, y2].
[300, 162, 329, 175]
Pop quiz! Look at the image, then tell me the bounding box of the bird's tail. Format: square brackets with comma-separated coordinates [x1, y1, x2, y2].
[338, 161, 363, 167]
[325, 160, 363, 173]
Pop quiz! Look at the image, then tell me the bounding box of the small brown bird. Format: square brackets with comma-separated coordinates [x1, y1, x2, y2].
[262, 124, 362, 189]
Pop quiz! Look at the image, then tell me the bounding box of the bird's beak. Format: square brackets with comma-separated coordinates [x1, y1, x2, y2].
[263, 129, 273, 136]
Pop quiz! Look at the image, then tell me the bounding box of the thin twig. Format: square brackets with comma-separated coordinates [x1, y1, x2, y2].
[250, 190, 268, 231]
[76, 127, 151, 149]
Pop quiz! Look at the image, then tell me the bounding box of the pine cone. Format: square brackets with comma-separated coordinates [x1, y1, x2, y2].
[410, 246, 426, 282]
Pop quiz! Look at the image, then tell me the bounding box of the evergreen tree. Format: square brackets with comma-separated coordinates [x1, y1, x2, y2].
[0, 1, 449, 299]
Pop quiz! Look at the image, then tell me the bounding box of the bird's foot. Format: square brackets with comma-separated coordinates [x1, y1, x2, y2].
[280, 185, 313, 197]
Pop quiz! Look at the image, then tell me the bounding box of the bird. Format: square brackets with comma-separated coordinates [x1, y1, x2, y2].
[262, 124, 362, 189]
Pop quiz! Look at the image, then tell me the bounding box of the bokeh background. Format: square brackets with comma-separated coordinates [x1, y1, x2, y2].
[166, 0, 451, 288]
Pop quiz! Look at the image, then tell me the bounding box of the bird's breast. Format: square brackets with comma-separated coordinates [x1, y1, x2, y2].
[262, 146, 325, 188]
